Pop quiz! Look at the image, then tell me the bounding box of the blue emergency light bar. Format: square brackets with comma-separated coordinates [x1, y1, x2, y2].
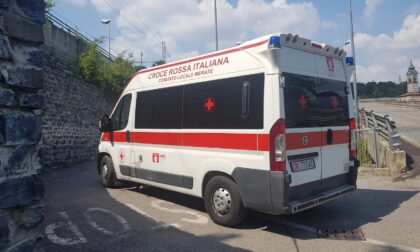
[268, 35, 281, 49]
[345, 56, 354, 66]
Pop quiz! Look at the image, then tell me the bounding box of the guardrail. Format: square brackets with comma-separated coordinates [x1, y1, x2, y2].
[45, 12, 116, 61]
[359, 108, 401, 150]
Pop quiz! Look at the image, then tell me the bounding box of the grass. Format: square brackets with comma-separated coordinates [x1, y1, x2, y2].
[357, 137, 375, 165]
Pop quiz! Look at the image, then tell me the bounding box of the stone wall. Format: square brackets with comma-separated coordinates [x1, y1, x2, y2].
[41, 52, 113, 171]
[0, 0, 45, 251]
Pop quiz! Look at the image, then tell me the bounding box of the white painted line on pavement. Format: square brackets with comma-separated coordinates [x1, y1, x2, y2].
[45, 212, 87, 246]
[124, 203, 183, 230]
[84, 208, 131, 235]
[151, 199, 208, 224]
[152, 223, 182, 230]
[125, 203, 153, 219]
[365, 239, 420, 252]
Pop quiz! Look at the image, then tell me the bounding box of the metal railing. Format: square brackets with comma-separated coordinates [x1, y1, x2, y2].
[359, 108, 401, 150]
[358, 108, 402, 168]
[46, 12, 116, 61]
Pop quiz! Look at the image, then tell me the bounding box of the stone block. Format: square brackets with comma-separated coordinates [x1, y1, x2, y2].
[0, 0, 8, 8]
[15, 202, 44, 229]
[4, 145, 41, 175]
[0, 114, 42, 145]
[9, 46, 43, 68]
[0, 87, 15, 106]
[19, 93, 43, 109]
[0, 175, 44, 209]
[16, 0, 45, 24]
[4, 235, 40, 252]
[0, 34, 13, 61]
[1, 67, 44, 88]
[1, 13, 44, 44]
[0, 213, 9, 248]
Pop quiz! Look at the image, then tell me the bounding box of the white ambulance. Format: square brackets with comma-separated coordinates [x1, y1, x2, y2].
[98, 33, 359, 227]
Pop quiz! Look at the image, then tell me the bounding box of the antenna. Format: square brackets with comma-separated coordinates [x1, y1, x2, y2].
[161, 41, 167, 63]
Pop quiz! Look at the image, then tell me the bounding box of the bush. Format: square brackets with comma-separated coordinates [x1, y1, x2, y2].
[79, 40, 137, 95]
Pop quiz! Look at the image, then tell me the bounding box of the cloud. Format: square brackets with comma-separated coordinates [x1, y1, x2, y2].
[364, 0, 383, 24]
[354, 14, 420, 82]
[87, 0, 323, 64]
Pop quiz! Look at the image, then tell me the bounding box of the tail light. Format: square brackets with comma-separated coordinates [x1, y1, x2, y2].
[270, 119, 286, 171]
[349, 118, 356, 159]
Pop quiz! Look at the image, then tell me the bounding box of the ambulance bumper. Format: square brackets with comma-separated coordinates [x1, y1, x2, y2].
[288, 184, 355, 214]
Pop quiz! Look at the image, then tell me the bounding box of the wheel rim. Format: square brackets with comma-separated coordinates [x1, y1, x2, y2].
[102, 164, 108, 180]
[212, 188, 232, 215]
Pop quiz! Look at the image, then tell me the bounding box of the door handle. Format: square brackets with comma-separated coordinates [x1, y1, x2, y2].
[326, 129, 333, 145]
[126, 130, 131, 142]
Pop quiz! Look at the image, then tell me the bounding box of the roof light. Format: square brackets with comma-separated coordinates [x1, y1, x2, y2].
[345, 56, 354, 66]
[311, 43, 322, 49]
[268, 35, 281, 49]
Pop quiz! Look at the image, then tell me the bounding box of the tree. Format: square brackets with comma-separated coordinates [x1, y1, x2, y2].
[45, 0, 55, 11]
[79, 40, 137, 95]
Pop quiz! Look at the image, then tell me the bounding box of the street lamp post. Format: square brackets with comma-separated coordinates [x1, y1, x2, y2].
[349, 0, 359, 129]
[214, 0, 219, 51]
[101, 19, 111, 59]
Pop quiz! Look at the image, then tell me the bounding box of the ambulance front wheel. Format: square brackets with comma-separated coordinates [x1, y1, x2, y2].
[100, 155, 118, 188]
[204, 175, 247, 227]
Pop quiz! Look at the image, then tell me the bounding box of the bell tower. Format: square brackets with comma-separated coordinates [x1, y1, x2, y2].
[406, 59, 418, 93]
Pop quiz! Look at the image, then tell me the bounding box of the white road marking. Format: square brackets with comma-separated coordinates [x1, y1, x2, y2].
[124, 203, 183, 230]
[45, 212, 87, 246]
[151, 199, 208, 224]
[365, 239, 420, 252]
[84, 208, 131, 235]
[125, 204, 153, 219]
[152, 223, 182, 230]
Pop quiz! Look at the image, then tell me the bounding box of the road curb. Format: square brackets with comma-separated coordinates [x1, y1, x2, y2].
[401, 135, 420, 150]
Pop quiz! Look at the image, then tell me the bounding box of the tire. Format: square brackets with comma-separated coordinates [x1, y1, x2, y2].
[204, 175, 247, 227]
[100, 156, 117, 188]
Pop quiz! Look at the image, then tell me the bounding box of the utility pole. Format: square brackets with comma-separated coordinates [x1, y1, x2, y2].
[161, 41, 167, 63]
[214, 0, 219, 51]
[349, 0, 359, 129]
[140, 52, 143, 67]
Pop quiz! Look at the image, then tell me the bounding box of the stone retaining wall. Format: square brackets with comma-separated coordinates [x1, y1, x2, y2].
[41, 52, 113, 171]
[0, 0, 45, 251]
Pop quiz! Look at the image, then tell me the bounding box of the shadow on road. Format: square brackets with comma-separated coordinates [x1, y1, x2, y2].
[127, 179, 418, 240]
[39, 161, 419, 251]
[39, 162, 250, 251]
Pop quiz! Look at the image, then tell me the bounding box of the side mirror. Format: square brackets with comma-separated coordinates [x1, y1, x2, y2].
[99, 114, 111, 132]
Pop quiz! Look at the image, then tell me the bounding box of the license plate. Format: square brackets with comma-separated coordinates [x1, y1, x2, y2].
[290, 158, 316, 172]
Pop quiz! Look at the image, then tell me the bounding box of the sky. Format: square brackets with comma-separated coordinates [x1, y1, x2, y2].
[52, 0, 420, 83]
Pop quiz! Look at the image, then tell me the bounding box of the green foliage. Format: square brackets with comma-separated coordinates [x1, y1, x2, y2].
[357, 137, 375, 165]
[78, 40, 137, 95]
[45, 0, 55, 11]
[357, 81, 407, 98]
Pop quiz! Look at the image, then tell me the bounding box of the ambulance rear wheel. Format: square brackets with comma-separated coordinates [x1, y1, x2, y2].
[101, 156, 117, 188]
[204, 176, 247, 227]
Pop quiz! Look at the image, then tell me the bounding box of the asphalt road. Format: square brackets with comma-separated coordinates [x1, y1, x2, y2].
[360, 101, 420, 145]
[38, 161, 420, 252]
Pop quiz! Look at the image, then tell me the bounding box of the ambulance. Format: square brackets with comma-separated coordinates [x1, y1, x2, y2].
[98, 33, 359, 227]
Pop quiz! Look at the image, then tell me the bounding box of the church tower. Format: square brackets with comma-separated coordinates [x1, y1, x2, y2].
[406, 60, 418, 93]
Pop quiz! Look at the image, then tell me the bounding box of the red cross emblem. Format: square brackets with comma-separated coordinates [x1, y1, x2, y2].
[119, 151, 125, 161]
[331, 97, 339, 109]
[299, 94, 307, 109]
[204, 97, 215, 112]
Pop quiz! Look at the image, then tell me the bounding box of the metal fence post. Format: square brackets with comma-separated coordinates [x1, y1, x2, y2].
[371, 113, 380, 168]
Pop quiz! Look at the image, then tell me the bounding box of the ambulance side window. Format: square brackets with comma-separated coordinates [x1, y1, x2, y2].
[111, 94, 132, 131]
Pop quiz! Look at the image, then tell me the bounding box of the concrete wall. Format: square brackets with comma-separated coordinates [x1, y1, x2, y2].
[0, 0, 45, 251]
[43, 19, 85, 64]
[363, 131, 406, 176]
